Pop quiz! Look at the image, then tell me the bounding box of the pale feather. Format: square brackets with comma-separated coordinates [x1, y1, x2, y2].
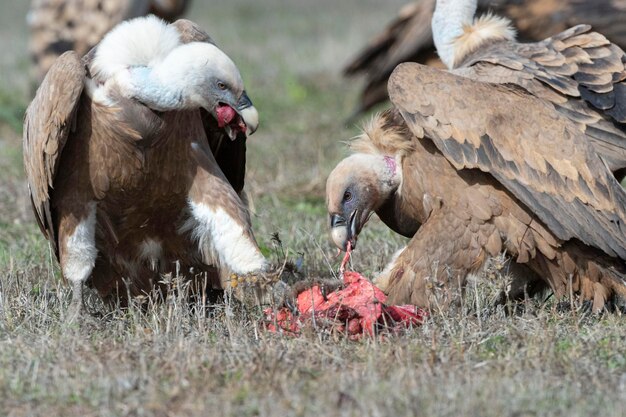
[452, 14, 517, 68]
[350, 113, 415, 158]
[91, 15, 181, 80]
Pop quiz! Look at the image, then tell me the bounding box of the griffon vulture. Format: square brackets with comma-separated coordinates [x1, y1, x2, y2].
[28, 0, 190, 81]
[327, 63, 626, 311]
[344, 0, 626, 118]
[23, 16, 267, 320]
[432, 0, 626, 178]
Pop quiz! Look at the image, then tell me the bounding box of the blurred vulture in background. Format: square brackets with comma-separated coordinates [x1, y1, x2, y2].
[344, 0, 626, 118]
[28, 0, 190, 81]
[23, 17, 266, 320]
[327, 64, 626, 312]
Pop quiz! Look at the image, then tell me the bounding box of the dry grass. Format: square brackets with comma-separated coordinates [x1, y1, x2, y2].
[1, 1, 625, 416]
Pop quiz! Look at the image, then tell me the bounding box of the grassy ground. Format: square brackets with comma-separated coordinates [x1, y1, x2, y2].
[1, 1, 625, 416]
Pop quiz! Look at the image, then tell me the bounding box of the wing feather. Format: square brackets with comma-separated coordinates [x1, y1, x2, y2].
[170, 19, 216, 45]
[389, 63, 626, 260]
[456, 24, 626, 171]
[23, 51, 85, 250]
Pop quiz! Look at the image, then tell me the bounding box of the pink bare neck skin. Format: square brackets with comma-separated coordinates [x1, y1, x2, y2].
[383, 155, 396, 176]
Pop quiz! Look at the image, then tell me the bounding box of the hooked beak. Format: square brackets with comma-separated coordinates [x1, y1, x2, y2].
[236, 91, 259, 136]
[329, 210, 359, 251]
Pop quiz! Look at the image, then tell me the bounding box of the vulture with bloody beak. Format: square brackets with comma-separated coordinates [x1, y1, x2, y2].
[23, 16, 268, 320]
[327, 63, 626, 311]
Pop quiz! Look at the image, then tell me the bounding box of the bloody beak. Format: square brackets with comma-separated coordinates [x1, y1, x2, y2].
[215, 91, 259, 140]
[329, 209, 359, 251]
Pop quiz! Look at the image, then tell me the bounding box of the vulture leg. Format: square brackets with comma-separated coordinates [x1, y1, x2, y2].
[67, 280, 86, 323]
[57, 200, 98, 323]
[375, 207, 495, 308]
[493, 260, 547, 308]
[185, 141, 268, 291]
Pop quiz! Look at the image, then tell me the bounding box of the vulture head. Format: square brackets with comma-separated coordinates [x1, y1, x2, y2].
[326, 153, 401, 251]
[92, 15, 259, 139]
[146, 42, 258, 137]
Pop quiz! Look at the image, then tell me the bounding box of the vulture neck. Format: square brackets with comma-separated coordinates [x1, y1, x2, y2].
[122, 66, 192, 111]
[432, 0, 477, 69]
[375, 154, 426, 238]
[364, 153, 402, 203]
[376, 193, 420, 238]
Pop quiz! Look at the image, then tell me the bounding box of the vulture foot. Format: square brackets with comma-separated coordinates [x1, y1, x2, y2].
[64, 281, 101, 329]
[229, 269, 290, 307]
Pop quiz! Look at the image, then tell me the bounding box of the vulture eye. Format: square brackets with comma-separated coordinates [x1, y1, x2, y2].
[343, 191, 352, 202]
[217, 81, 227, 90]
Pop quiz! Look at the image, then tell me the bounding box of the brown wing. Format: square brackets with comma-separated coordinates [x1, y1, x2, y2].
[170, 19, 247, 194]
[389, 63, 626, 260]
[23, 51, 85, 251]
[455, 24, 626, 172]
[170, 19, 216, 45]
[343, 0, 626, 117]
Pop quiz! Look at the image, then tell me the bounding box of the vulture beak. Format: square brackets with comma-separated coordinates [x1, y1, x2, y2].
[237, 91, 259, 136]
[329, 209, 359, 251]
[215, 91, 259, 140]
